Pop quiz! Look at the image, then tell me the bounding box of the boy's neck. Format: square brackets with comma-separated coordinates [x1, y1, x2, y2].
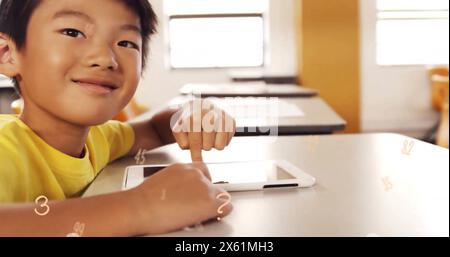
[19, 101, 89, 159]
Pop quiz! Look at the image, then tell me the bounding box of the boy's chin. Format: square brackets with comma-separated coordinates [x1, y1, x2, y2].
[48, 102, 124, 126]
[64, 112, 117, 127]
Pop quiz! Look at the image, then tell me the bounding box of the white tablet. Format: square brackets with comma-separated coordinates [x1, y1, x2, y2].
[122, 160, 316, 192]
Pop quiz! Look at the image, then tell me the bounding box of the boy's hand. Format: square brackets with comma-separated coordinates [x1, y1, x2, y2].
[131, 163, 233, 235]
[171, 99, 236, 162]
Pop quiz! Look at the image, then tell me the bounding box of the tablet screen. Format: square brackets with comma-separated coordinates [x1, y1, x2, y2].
[143, 161, 295, 184]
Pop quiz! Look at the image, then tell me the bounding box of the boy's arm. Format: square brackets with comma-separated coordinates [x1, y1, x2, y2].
[126, 107, 178, 157]
[0, 163, 233, 237]
[126, 101, 236, 161]
[0, 190, 145, 237]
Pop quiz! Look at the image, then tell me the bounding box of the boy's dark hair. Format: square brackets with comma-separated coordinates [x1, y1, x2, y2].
[0, 0, 157, 95]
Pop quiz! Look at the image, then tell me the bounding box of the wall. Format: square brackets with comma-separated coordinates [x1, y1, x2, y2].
[297, 0, 361, 133]
[136, 0, 298, 110]
[360, 0, 439, 134]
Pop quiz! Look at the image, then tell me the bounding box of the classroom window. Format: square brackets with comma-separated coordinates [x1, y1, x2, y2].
[376, 0, 449, 66]
[164, 0, 268, 69]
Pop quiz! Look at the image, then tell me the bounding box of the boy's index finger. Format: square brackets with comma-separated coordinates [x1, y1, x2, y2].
[188, 132, 203, 162]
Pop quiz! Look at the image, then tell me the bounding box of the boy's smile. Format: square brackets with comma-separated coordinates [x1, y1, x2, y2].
[72, 75, 121, 96]
[18, 0, 142, 125]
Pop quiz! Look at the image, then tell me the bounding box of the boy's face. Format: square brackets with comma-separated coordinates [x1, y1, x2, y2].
[18, 0, 143, 125]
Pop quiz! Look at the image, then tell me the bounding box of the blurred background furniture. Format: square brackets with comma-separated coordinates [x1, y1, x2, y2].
[112, 98, 149, 122]
[424, 66, 449, 147]
[229, 71, 301, 85]
[0, 76, 19, 114]
[437, 98, 449, 148]
[179, 83, 318, 98]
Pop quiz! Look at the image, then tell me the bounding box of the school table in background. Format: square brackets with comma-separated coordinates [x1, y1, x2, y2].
[179, 83, 318, 98]
[228, 71, 300, 85]
[133, 96, 346, 136]
[83, 133, 449, 237]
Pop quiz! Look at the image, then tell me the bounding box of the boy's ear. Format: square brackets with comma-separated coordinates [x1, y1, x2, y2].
[0, 33, 21, 78]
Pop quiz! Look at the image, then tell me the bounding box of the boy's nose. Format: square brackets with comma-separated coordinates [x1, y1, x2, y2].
[84, 45, 119, 71]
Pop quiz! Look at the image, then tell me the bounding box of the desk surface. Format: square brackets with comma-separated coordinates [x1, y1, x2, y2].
[180, 83, 317, 98]
[83, 133, 449, 236]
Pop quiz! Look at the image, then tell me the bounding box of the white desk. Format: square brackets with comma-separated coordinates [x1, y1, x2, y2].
[83, 134, 449, 236]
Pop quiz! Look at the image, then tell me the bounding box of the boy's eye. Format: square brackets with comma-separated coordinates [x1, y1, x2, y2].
[118, 41, 140, 51]
[61, 28, 85, 38]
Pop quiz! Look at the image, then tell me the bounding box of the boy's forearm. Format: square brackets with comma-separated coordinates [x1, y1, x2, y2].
[127, 107, 178, 157]
[0, 189, 144, 237]
[149, 107, 178, 146]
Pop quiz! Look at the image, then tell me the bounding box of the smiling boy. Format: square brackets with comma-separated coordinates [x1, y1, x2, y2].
[0, 0, 235, 236]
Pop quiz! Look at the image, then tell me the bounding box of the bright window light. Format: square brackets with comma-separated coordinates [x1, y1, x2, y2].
[165, 0, 268, 69]
[169, 16, 264, 69]
[377, 0, 449, 11]
[165, 0, 268, 15]
[376, 0, 449, 65]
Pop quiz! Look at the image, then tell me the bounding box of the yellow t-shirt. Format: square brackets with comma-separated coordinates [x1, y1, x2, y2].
[0, 115, 135, 203]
